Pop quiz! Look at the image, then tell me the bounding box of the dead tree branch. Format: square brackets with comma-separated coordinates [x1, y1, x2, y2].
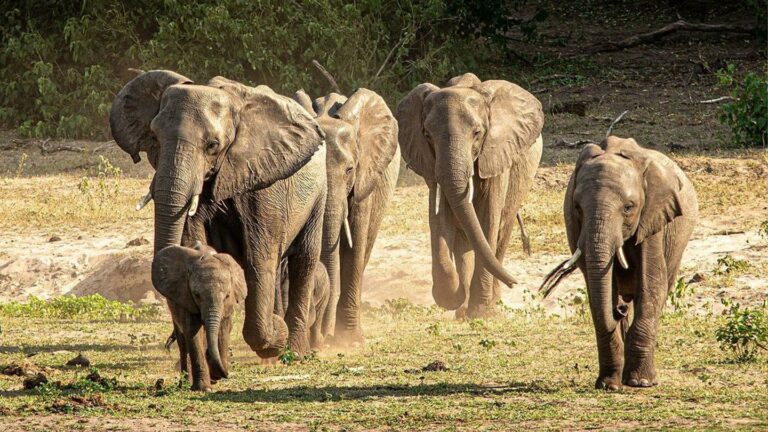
[312, 60, 341, 94]
[591, 20, 755, 53]
[606, 110, 629, 137]
[699, 96, 735, 104]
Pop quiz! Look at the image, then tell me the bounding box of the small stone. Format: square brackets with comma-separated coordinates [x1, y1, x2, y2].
[421, 360, 448, 372]
[48, 235, 61, 242]
[689, 273, 706, 284]
[66, 353, 90, 368]
[126, 237, 150, 247]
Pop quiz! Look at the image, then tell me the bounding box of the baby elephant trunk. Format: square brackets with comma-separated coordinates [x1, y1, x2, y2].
[205, 309, 227, 379]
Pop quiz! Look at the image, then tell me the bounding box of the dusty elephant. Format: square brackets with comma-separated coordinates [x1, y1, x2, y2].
[292, 88, 400, 345]
[110, 70, 327, 359]
[153, 243, 245, 391]
[540, 136, 699, 390]
[396, 73, 543, 318]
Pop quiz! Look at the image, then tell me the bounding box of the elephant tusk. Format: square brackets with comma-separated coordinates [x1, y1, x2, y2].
[539, 248, 582, 298]
[435, 184, 441, 215]
[467, 179, 474, 203]
[187, 194, 199, 217]
[343, 217, 353, 248]
[564, 247, 582, 270]
[616, 245, 629, 270]
[135, 192, 152, 211]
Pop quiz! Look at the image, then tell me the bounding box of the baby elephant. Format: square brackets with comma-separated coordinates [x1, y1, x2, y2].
[541, 136, 698, 390]
[153, 244, 246, 391]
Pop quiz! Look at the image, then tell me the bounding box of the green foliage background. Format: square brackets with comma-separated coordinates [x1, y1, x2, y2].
[0, 0, 524, 139]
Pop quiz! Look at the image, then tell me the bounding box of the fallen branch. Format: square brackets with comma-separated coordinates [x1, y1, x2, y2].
[370, 39, 403, 85]
[605, 110, 629, 137]
[591, 19, 756, 53]
[312, 60, 341, 94]
[550, 138, 598, 149]
[699, 96, 735, 104]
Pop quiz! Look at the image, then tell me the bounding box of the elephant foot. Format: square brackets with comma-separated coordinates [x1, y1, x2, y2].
[190, 381, 212, 392]
[454, 306, 467, 320]
[623, 366, 658, 388]
[310, 331, 325, 351]
[466, 303, 497, 319]
[594, 374, 623, 391]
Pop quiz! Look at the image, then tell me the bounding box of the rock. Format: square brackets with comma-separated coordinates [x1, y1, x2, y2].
[126, 237, 150, 248]
[689, 273, 706, 284]
[48, 235, 61, 242]
[23, 372, 48, 389]
[1, 364, 25, 376]
[154, 378, 165, 391]
[66, 353, 90, 368]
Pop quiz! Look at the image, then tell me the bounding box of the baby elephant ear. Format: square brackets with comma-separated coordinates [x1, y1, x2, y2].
[335, 88, 398, 201]
[214, 254, 247, 304]
[635, 158, 684, 244]
[473, 80, 544, 179]
[395, 83, 439, 180]
[445, 72, 481, 87]
[152, 246, 200, 312]
[207, 76, 325, 201]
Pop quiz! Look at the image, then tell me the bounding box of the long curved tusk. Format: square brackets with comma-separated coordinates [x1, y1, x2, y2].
[616, 245, 629, 270]
[539, 248, 582, 298]
[343, 217, 353, 248]
[135, 192, 152, 211]
[187, 194, 199, 217]
[563, 247, 582, 269]
[467, 179, 474, 203]
[435, 184, 441, 215]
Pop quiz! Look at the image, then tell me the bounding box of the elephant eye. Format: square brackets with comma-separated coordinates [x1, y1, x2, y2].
[623, 203, 635, 214]
[473, 128, 483, 138]
[206, 140, 220, 154]
[345, 166, 354, 175]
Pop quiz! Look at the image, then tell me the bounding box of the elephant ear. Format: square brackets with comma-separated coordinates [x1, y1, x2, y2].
[109, 70, 193, 167]
[313, 93, 347, 117]
[335, 88, 398, 201]
[292, 90, 317, 117]
[567, 143, 605, 222]
[473, 80, 544, 179]
[214, 253, 247, 304]
[207, 76, 325, 201]
[445, 72, 481, 87]
[152, 245, 200, 313]
[635, 156, 684, 244]
[395, 83, 439, 180]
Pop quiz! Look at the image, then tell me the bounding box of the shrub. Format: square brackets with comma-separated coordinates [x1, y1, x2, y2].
[715, 300, 768, 363]
[0, 294, 161, 321]
[716, 64, 768, 148]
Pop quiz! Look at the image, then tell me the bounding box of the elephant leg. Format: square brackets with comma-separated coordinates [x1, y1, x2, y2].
[174, 323, 188, 375]
[623, 234, 667, 387]
[453, 231, 474, 319]
[426, 181, 463, 310]
[594, 319, 626, 391]
[285, 253, 318, 356]
[491, 206, 516, 304]
[467, 176, 506, 319]
[310, 267, 330, 350]
[183, 314, 211, 391]
[335, 196, 372, 345]
[241, 257, 287, 358]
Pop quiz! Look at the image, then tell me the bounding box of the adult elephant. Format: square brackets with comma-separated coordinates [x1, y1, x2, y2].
[396, 73, 543, 318]
[110, 70, 327, 358]
[292, 88, 400, 345]
[540, 136, 698, 390]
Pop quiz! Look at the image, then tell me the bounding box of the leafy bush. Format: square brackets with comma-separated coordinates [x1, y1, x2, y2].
[713, 254, 750, 276]
[715, 300, 768, 362]
[0, 294, 161, 321]
[668, 277, 695, 313]
[716, 64, 768, 148]
[1, 0, 536, 140]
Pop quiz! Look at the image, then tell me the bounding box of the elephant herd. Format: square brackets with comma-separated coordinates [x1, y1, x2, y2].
[109, 70, 697, 392]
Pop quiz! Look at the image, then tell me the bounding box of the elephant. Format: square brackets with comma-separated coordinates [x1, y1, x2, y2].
[275, 258, 330, 350]
[540, 136, 698, 390]
[291, 88, 400, 345]
[152, 243, 245, 391]
[110, 70, 327, 359]
[396, 72, 543, 318]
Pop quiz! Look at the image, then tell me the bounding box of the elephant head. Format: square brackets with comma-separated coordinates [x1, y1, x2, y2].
[541, 136, 685, 335]
[395, 73, 543, 287]
[152, 244, 246, 378]
[110, 71, 324, 253]
[292, 88, 397, 336]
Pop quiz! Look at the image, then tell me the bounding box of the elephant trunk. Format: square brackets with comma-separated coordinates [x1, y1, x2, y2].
[205, 308, 227, 379]
[320, 201, 344, 337]
[152, 140, 199, 253]
[584, 215, 619, 336]
[438, 155, 517, 287]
